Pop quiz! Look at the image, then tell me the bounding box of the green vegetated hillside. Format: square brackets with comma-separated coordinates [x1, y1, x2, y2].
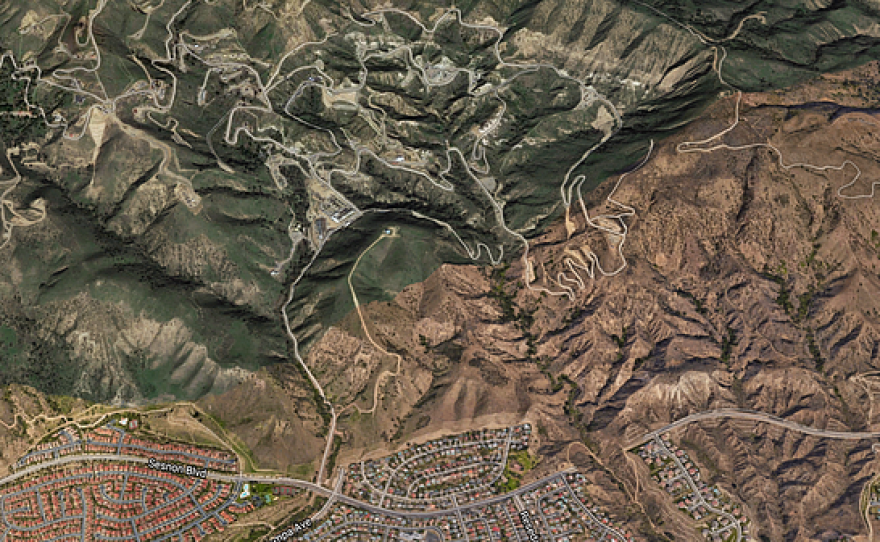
[0, 0, 879, 402]
[636, 0, 880, 90]
[284, 212, 473, 353]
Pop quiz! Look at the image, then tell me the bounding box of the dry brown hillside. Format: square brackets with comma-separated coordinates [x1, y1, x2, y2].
[253, 63, 880, 541]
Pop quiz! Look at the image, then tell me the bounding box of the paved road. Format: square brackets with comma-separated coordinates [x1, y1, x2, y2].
[310, 521, 447, 542]
[376, 436, 509, 504]
[3, 454, 151, 486]
[0, 454, 577, 522]
[649, 435, 741, 541]
[217, 468, 578, 520]
[16, 433, 236, 470]
[631, 408, 880, 447]
[1, 462, 241, 541]
[560, 476, 627, 541]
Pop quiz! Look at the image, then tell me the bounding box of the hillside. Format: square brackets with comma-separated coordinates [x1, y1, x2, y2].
[2, 0, 880, 403]
[275, 61, 880, 540]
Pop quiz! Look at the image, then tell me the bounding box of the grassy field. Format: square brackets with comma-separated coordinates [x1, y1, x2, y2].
[350, 222, 468, 305]
[288, 212, 472, 354]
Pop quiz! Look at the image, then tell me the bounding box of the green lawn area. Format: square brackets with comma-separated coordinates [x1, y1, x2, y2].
[496, 450, 538, 493]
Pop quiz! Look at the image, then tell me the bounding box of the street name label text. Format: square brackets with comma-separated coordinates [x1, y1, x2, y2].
[270, 519, 313, 542]
[519, 510, 540, 542]
[147, 458, 207, 479]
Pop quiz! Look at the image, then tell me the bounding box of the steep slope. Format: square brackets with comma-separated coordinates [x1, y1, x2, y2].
[295, 62, 880, 540]
[4, 0, 880, 403]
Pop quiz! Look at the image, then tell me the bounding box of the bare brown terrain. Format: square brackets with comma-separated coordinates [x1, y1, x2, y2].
[0, 385, 90, 473]
[4, 23, 880, 542]
[6, 62, 879, 539]
[198, 368, 325, 477]
[216, 62, 880, 540]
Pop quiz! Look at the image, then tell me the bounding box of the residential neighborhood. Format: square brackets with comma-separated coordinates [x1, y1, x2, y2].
[13, 417, 238, 473]
[868, 482, 880, 523]
[2, 420, 637, 542]
[634, 434, 751, 542]
[344, 425, 531, 511]
[1, 419, 249, 541]
[301, 469, 633, 542]
[0, 461, 249, 541]
[288, 425, 635, 541]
